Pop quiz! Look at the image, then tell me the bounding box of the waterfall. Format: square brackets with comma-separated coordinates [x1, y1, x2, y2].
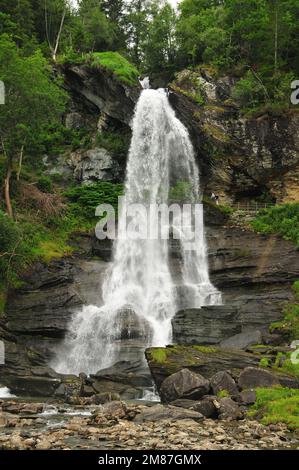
[52, 89, 221, 375]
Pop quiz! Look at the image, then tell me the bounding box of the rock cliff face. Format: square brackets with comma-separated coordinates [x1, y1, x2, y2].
[62, 64, 140, 127]
[169, 69, 299, 204]
[47, 64, 299, 204]
[172, 218, 299, 345]
[44, 64, 141, 183]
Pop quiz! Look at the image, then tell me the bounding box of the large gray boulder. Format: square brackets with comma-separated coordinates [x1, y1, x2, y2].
[218, 397, 244, 420]
[70, 147, 116, 183]
[159, 368, 210, 403]
[170, 397, 218, 418]
[134, 404, 204, 423]
[238, 367, 279, 389]
[210, 371, 238, 396]
[220, 330, 262, 350]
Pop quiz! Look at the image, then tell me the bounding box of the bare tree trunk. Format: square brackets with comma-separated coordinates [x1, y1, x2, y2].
[246, 65, 270, 102]
[44, 1, 66, 62]
[16, 145, 24, 182]
[4, 164, 13, 219]
[53, 8, 66, 62]
[1, 138, 13, 218]
[274, 2, 278, 70]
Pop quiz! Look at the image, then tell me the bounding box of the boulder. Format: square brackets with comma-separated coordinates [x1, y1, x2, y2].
[159, 368, 210, 403]
[220, 331, 262, 350]
[0, 374, 61, 397]
[92, 392, 120, 405]
[218, 397, 244, 420]
[170, 397, 218, 418]
[146, 345, 260, 389]
[238, 367, 299, 390]
[81, 385, 95, 397]
[101, 400, 127, 419]
[236, 390, 257, 405]
[69, 147, 118, 183]
[134, 404, 204, 423]
[210, 371, 238, 396]
[65, 111, 85, 130]
[91, 360, 153, 388]
[238, 367, 279, 389]
[90, 360, 152, 400]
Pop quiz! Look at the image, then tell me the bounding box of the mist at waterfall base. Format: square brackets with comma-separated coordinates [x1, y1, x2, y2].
[52, 89, 221, 376]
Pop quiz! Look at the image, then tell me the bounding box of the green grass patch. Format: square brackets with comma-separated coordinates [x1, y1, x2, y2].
[259, 357, 270, 368]
[251, 203, 299, 246]
[172, 84, 205, 105]
[202, 196, 234, 215]
[149, 348, 169, 364]
[279, 358, 299, 379]
[193, 345, 218, 354]
[270, 281, 299, 341]
[249, 387, 299, 430]
[203, 123, 230, 143]
[89, 52, 139, 86]
[169, 181, 195, 202]
[59, 51, 139, 87]
[217, 390, 230, 398]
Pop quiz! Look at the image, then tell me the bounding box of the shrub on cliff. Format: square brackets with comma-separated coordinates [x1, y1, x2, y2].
[270, 281, 299, 342]
[0, 210, 20, 285]
[65, 181, 124, 220]
[251, 203, 299, 247]
[89, 52, 139, 86]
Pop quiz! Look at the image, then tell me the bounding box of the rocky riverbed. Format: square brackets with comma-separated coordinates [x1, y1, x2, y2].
[0, 399, 298, 451]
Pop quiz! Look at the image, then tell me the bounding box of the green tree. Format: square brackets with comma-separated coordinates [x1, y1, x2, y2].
[75, 0, 115, 52]
[144, 1, 177, 73]
[0, 0, 34, 45]
[101, 0, 126, 49]
[176, 1, 229, 66]
[0, 35, 67, 218]
[124, 0, 151, 66]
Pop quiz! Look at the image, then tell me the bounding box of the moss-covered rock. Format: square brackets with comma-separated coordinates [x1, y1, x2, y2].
[146, 345, 299, 394]
[145, 344, 261, 389]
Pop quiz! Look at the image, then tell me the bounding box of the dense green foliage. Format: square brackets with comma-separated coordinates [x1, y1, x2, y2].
[1, 1, 299, 302]
[169, 181, 194, 202]
[270, 281, 299, 341]
[90, 52, 139, 86]
[65, 182, 124, 219]
[0, 180, 124, 296]
[0, 34, 67, 166]
[1, 1, 299, 108]
[249, 387, 299, 430]
[95, 130, 130, 160]
[251, 204, 299, 246]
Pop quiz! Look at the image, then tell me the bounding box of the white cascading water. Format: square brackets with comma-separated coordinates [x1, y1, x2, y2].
[52, 88, 221, 375]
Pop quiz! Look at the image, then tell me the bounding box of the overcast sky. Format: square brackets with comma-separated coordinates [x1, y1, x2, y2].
[70, 1, 181, 9]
